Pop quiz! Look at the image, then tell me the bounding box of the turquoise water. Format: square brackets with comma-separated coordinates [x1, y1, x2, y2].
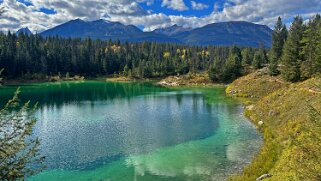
[0, 81, 262, 181]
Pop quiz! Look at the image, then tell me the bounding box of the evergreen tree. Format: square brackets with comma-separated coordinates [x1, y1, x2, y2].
[281, 16, 304, 82]
[208, 56, 222, 82]
[300, 15, 321, 79]
[316, 16, 321, 76]
[222, 46, 242, 82]
[241, 48, 253, 66]
[252, 50, 264, 69]
[0, 90, 45, 180]
[269, 17, 287, 75]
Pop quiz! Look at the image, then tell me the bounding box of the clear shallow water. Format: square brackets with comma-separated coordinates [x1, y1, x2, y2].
[0, 81, 262, 181]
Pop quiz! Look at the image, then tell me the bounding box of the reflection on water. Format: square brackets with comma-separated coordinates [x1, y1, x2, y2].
[0, 81, 262, 181]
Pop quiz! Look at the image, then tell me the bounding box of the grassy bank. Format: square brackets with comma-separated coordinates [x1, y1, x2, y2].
[227, 69, 321, 181]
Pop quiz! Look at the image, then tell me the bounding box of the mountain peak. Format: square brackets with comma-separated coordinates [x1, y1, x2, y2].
[153, 24, 192, 36]
[184, 21, 272, 47]
[16, 27, 32, 35]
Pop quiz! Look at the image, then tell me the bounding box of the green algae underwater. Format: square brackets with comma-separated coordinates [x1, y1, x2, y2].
[0, 81, 262, 181]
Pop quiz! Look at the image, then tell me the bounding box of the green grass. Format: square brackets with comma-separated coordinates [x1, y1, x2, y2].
[227, 69, 321, 181]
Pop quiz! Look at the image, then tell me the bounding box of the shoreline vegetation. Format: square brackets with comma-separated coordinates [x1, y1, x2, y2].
[227, 68, 321, 181]
[2, 71, 222, 87]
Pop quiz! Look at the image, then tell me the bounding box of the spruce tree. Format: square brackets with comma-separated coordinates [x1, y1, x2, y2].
[208, 56, 222, 82]
[281, 16, 304, 82]
[222, 46, 242, 82]
[241, 48, 253, 66]
[269, 17, 287, 75]
[252, 50, 264, 69]
[312, 15, 321, 76]
[0, 89, 45, 180]
[300, 14, 321, 79]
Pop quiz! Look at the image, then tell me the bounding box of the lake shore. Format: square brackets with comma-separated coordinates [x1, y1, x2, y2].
[2, 75, 85, 85]
[227, 68, 321, 181]
[106, 72, 225, 88]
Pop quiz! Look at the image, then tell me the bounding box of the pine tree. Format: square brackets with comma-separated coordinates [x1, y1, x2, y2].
[312, 15, 321, 76]
[0, 89, 45, 180]
[281, 16, 304, 82]
[241, 48, 253, 66]
[222, 46, 242, 82]
[252, 50, 264, 69]
[208, 56, 222, 82]
[269, 17, 287, 75]
[300, 14, 321, 79]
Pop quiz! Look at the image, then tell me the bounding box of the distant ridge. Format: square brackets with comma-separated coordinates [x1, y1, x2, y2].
[40, 19, 180, 43]
[16, 27, 32, 35]
[40, 19, 272, 47]
[173, 21, 272, 47]
[152, 24, 192, 36]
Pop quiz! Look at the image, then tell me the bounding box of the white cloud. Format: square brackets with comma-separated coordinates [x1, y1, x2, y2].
[0, 0, 320, 33]
[191, 1, 208, 10]
[161, 0, 189, 11]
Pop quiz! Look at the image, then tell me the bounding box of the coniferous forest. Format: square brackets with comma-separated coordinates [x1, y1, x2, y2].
[0, 14, 320, 83]
[0, 33, 259, 82]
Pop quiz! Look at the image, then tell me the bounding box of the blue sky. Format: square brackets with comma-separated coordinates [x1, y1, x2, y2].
[139, 0, 217, 17]
[0, 0, 321, 32]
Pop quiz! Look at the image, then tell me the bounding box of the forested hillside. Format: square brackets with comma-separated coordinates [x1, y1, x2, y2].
[0, 33, 267, 82]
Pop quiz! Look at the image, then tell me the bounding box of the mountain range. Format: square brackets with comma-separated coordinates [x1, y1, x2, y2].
[18, 19, 273, 47]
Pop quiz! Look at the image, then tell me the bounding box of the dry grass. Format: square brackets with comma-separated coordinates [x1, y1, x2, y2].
[228, 70, 321, 181]
[226, 68, 289, 99]
[158, 72, 215, 87]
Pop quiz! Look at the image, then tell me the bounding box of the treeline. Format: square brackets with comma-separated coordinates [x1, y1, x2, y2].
[0, 31, 268, 83]
[270, 15, 321, 82]
[1, 14, 320, 83]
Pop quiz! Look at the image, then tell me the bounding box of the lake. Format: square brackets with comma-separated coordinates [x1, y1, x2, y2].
[0, 81, 262, 181]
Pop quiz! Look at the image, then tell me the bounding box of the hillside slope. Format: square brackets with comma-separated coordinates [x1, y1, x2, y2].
[227, 70, 321, 181]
